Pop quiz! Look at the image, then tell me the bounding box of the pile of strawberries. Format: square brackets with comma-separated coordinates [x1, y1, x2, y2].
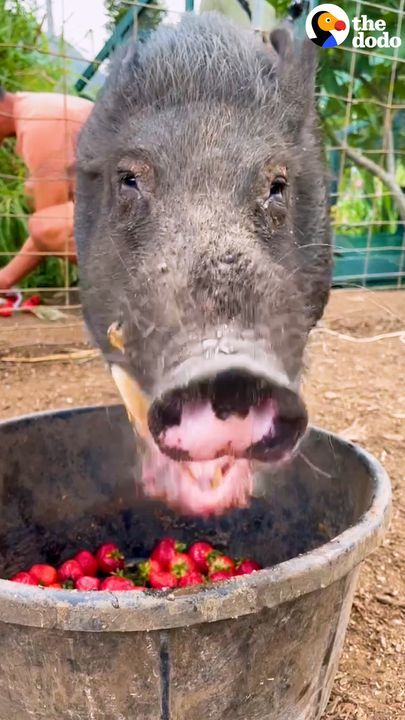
[9, 538, 261, 592]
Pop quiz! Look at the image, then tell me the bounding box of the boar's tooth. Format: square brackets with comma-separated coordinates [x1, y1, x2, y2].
[108, 321, 125, 353]
[183, 464, 199, 485]
[110, 363, 150, 439]
[211, 465, 223, 489]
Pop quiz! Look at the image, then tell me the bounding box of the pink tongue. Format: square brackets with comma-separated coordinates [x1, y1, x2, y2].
[140, 441, 253, 516]
[160, 399, 277, 460]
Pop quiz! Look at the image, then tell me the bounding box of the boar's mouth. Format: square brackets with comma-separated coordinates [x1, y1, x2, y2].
[110, 368, 307, 517]
[108, 322, 307, 516]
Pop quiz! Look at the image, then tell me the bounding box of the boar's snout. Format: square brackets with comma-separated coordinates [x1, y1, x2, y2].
[148, 349, 308, 466]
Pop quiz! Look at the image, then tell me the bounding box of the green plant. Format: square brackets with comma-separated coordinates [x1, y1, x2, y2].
[105, 0, 166, 36]
[269, 0, 405, 232]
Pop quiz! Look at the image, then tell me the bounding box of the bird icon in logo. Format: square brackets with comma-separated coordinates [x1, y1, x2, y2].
[311, 9, 347, 47]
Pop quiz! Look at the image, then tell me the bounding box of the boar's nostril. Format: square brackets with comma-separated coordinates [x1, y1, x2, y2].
[210, 369, 262, 420]
[149, 395, 182, 438]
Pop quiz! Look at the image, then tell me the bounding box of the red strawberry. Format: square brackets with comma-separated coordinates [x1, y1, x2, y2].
[76, 576, 101, 591]
[48, 583, 62, 589]
[138, 558, 162, 583]
[178, 571, 204, 588]
[58, 559, 84, 583]
[209, 570, 234, 583]
[74, 550, 98, 577]
[188, 542, 214, 574]
[207, 553, 235, 576]
[29, 564, 58, 587]
[10, 571, 37, 585]
[149, 568, 178, 590]
[168, 552, 196, 579]
[96, 543, 125, 574]
[150, 537, 186, 569]
[0, 299, 14, 317]
[100, 577, 136, 591]
[235, 560, 262, 576]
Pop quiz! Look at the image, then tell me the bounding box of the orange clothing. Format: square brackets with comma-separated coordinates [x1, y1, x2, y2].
[13, 92, 93, 210]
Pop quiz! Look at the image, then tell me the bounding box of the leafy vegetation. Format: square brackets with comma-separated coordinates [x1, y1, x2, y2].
[271, 0, 405, 233]
[104, 0, 166, 38]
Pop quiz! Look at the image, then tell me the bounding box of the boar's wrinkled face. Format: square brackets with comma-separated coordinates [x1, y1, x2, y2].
[75, 14, 332, 516]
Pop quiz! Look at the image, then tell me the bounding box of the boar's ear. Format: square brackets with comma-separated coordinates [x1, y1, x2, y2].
[269, 27, 319, 139]
[100, 41, 141, 106]
[269, 26, 294, 62]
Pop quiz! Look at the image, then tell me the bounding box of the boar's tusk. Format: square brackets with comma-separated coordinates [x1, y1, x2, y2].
[210, 465, 223, 489]
[108, 321, 151, 438]
[110, 363, 150, 439]
[108, 321, 125, 353]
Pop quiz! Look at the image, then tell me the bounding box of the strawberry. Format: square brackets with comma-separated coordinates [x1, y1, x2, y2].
[188, 542, 214, 574]
[209, 570, 234, 583]
[138, 558, 162, 583]
[48, 583, 62, 589]
[76, 576, 101, 591]
[100, 577, 137, 591]
[149, 568, 178, 590]
[74, 550, 98, 577]
[168, 552, 196, 579]
[29, 564, 58, 587]
[10, 571, 37, 585]
[207, 553, 235, 576]
[235, 560, 262, 576]
[96, 543, 125, 574]
[178, 571, 204, 587]
[58, 559, 84, 583]
[150, 537, 186, 569]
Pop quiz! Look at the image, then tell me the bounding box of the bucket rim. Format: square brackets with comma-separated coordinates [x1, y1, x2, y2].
[0, 404, 392, 632]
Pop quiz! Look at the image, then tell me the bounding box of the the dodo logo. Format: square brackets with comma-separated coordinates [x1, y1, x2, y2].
[306, 4, 350, 48]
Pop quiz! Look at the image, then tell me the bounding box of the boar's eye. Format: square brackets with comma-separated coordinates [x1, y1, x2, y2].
[119, 172, 139, 191]
[269, 176, 287, 201]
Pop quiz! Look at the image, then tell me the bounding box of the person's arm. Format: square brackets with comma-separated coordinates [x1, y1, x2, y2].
[0, 237, 41, 290]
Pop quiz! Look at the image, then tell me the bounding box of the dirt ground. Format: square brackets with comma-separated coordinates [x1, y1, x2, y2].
[0, 289, 404, 719]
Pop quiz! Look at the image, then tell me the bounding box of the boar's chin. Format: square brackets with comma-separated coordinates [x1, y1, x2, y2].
[110, 363, 296, 516]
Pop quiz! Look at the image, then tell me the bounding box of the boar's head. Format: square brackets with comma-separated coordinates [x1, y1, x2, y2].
[75, 13, 332, 515]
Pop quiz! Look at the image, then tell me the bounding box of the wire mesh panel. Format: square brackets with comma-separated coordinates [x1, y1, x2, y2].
[0, 0, 403, 318]
[0, 0, 97, 308]
[314, 0, 405, 288]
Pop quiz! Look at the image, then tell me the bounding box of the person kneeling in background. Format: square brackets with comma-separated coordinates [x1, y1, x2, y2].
[0, 88, 93, 290]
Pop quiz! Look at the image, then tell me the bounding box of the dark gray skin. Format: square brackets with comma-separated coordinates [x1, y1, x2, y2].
[75, 13, 332, 474]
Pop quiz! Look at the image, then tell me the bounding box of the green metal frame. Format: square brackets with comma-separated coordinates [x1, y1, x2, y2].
[75, 0, 195, 94]
[75, 2, 150, 93]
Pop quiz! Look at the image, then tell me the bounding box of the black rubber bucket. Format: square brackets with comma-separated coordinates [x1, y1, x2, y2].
[0, 405, 391, 720]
